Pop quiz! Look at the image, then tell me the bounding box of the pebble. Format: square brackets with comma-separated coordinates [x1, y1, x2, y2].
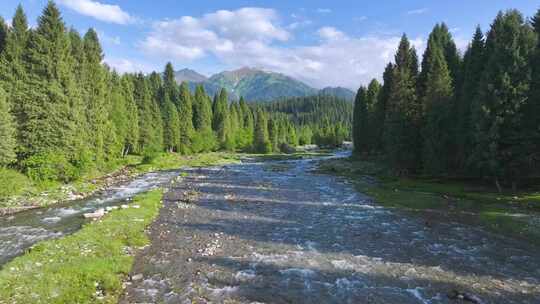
[131, 274, 144, 281]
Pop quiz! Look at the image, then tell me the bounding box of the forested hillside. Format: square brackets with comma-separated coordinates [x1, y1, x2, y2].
[263, 96, 352, 148]
[352, 9, 540, 190]
[0, 2, 346, 186]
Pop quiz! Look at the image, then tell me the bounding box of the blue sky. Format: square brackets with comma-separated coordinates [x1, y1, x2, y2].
[0, 0, 538, 89]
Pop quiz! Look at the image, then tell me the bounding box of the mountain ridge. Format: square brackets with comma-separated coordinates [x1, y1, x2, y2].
[175, 67, 355, 101]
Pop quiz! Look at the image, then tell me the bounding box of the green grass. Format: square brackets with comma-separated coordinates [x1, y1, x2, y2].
[317, 157, 540, 244]
[0, 190, 163, 304]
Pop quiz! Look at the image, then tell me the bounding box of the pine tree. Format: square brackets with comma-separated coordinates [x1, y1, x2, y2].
[253, 108, 271, 153]
[162, 93, 181, 152]
[456, 26, 485, 172]
[353, 86, 368, 154]
[120, 75, 139, 155]
[178, 82, 194, 153]
[20, 1, 78, 160]
[0, 17, 7, 56]
[471, 10, 536, 190]
[163, 62, 179, 107]
[374, 63, 394, 152]
[524, 9, 540, 175]
[82, 28, 107, 164]
[213, 88, 231, 149]
[0, 88, 16, 165]
[268, 117, 279, 151]
[422, 45, 454, 174]
[366, 79, 381, 151]
[384, 34, 421, 174]
[134, 73, 161, 156]
[191, 85, 216, 152]
[0, 5, 29, 140]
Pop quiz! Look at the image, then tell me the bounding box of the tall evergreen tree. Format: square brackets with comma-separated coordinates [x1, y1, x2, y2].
[20, 1, 79, 160]
[366, 79, 381, 151]
[353, 86, 368, 154]
[524, 9, 540, 175]
[82, 28, 107, 164]
[0, 88, 16, 165]
[422, 45, 454, 174]
[456, 26, 485, 171]
[0, 17, 7, 56]
[163, 62, 179, 107]
[384, 34, 421, 174]
[178, 82, 194, 153]
[191, 85, 216, 152]
[134, 73, 161, 155]
[374, 63, 394, 152]
[0, 5, 29, 139]
[471, 10, 536, 190]
[120, 75, 139, 155]
[162, 92, 180, 152]
[213, 88, 230, 149]
[253, 108, 271, 153]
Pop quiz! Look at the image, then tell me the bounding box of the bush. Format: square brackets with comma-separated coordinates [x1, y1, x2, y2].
[0, 167, 31, 198]
[23, 151, 79, 183]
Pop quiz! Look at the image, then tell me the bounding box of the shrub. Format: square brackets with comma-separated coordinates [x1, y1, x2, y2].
[0, 167, 31, 198]
[23, 150, 79, 183]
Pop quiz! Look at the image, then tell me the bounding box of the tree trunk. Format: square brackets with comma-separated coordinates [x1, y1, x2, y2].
[495, 178, 502, 193]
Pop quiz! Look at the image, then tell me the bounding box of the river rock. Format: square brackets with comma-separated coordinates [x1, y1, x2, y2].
[83, 208, 105, 219]
[131, 274, 144, 281]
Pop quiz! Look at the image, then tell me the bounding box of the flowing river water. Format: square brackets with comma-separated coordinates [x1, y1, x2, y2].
[117, 154, 540, 304]
[0, 170, 179, 266]
[1, 154, 539, 303]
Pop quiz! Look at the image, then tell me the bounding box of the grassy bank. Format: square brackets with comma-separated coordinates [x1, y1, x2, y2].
[0, 190, 163, 304]
[318, 157, 540, 244]
[0, 152, 241, 211]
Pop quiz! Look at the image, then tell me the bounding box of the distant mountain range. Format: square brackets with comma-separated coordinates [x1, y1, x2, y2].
[174, 67, 355, 101]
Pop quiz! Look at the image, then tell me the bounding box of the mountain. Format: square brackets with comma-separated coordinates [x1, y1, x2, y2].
[174, 68, 208, 83]
[319, 87, 355, 101]
[176, 67, 351, 101]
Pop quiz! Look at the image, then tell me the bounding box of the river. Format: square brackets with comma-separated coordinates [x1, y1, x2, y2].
[118, 154, 540, 304]
[0, 170, 179, 266]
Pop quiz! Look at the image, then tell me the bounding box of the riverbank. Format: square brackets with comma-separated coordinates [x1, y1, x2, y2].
[0, 190, 163, 303]
[317, 156, 540, 244]
[0, 152, 242, 216]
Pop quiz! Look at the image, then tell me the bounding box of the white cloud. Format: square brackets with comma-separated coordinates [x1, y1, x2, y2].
[58, 0, 134, 24]
[140, 8, 426, 90]
[104, 57, 155, 74]
[318, 27, 346, 41]
[407, 8, 429, 15]
[316, 8, 332, 14]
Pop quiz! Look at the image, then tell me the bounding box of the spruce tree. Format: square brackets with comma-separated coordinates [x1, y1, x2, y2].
[422, 45, 454, 175]
[374, 63, 394, 152]
[524, 9, 540, 175]
[82, 28, 107, 164]
[384, 35, 421, 174]
[163, 62, 179, 107]
[366, 79, 381, 151]
[456, 26, 485, 172]
[0, 5, 29, 139]
[162, 93, 181, 152]
[0, 88, 16, 165]
[120, 75, 139, 155]
[0, 17, 7, 56]
[20, 1, 78, 160]
[471, 10, 536, 190]
[353, 86, 368, 154]
[268, 117, 279, 151]
[253, 108, 271, 153]
[178, 82, 194, 154]
[213, 88, 231, 149]
[191, 85, 215, 152]
[134, 73, 161, 156]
